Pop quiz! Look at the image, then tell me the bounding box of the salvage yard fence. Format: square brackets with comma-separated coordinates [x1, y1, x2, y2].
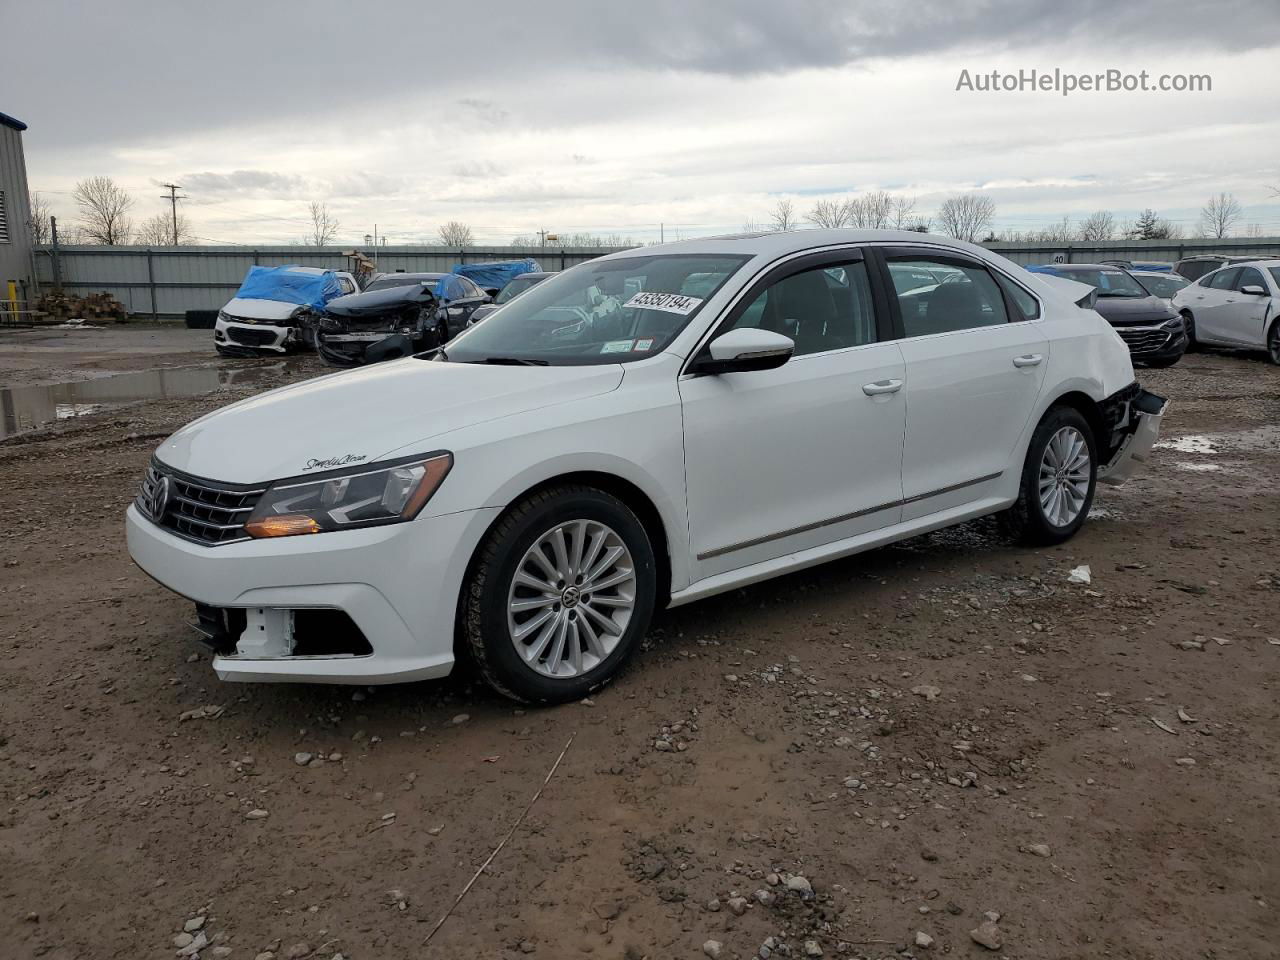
[32, 244, 631, 319]
[30, 236, 1280, 319]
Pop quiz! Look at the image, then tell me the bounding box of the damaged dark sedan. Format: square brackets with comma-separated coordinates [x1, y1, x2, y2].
[315, 272, 491, 367]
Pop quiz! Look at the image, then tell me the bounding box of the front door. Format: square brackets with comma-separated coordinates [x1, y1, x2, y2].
[1194, 267, 1240, 344]
[680, 254, 907, 580]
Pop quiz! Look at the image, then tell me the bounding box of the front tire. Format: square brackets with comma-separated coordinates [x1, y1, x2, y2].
[1001, 406, 1097, 546]
[1267, 318, 1280, 366]
[463, 485, 657, 704]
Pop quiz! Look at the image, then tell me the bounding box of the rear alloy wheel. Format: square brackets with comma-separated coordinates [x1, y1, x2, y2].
[1181, 311, 1199, 351]
[1001, 406, 1097, 545]
[464, 485, 656, 703]
[1268, 319, 1280, 366]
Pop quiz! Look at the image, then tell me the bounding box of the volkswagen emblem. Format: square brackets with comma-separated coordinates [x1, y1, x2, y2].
[147, 474, 172, 521]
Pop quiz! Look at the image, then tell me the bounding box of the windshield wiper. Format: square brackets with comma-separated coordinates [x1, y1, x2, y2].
[467, 356, 550, 366]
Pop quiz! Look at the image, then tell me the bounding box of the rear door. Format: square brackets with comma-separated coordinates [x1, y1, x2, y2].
[680, 250, 907, 580]
[875, 246, 1048, 520]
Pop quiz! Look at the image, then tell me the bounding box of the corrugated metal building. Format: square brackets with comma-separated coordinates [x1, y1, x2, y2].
[0, 110, 35, 301]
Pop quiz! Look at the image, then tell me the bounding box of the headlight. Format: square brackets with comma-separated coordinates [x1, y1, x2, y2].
[245, 453, 452, 538]
[1161, 316, 1184, 330]
[217, 310, 230, 323]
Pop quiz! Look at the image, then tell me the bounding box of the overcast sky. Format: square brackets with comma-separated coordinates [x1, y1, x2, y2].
[6, 0, 1280, 245]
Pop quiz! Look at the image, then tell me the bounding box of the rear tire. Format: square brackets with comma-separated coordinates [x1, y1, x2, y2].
[1181, 310, 1200, 351]
[1001, 406, 1097, 546]
[463, 485, 657, 704]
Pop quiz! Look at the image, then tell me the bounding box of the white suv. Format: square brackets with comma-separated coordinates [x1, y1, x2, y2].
[127, 230, 1164, 703]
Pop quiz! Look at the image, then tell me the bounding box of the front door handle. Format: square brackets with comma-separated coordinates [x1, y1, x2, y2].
[862, 379, 903, 396]
[1013, 354, 1043, 368]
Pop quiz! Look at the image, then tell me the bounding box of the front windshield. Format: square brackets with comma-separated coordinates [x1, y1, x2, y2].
[1269, 267, 1280, 289]
[366, 275, 439, 292]
[442, 254, 749, 365]
[495, 274, 545, 304]
[1060, 269, 1148, 297]
[1137, 274, 1188, 298]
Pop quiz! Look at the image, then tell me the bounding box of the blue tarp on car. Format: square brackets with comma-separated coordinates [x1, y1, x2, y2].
[234, 266, 343, 312]
[451, 259, 543, 291]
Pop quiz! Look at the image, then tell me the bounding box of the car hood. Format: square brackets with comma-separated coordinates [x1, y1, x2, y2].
[1092, 295, 1175, 325]
[155, 359, 624, 484]
[325, 285, 435, 317]
[221, 297, 304, 322]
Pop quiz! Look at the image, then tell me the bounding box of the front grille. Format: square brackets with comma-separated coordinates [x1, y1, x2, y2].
[1116, 327, 1171, 355]
[136, 461, 266, 546]
[227, 326, 278, 346]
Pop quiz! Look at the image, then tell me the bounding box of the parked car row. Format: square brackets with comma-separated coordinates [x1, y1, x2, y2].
[214, 259, 548, 366]
[1027, 256, 1280, 366]
[130, 229, 1165, 702]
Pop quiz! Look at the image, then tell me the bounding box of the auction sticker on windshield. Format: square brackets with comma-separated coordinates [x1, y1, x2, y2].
[624, 291, 704, 315]
[600, 340, 635, 354]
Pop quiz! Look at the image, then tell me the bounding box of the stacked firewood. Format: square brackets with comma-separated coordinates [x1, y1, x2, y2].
[36, 291, 129, 322]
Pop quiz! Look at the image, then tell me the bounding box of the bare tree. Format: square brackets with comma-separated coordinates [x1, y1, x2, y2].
[73, 176, 134, 245]
[770, 198, 797, 232]
[27, 191, 52, 245]
[806, 198, 850, 229]
[136, 211, 193, 245]
[741, 219, 766, 233]
[1078, 210, 1115, 242]
[846, 191, 894, 229]
[438, 221, 475, 247]
[936, 193, 995, 242]
[1199, 192, 1242, 239]
[308, 201, 340, 246]
[1244, 222, 1264, 238]
[890, 195, 918, 230]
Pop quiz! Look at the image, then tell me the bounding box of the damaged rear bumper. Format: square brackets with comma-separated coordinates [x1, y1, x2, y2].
[1098, 384, 1168, 485]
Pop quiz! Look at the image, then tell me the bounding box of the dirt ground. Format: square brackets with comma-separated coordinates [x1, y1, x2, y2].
[1, 329, 1277, 960]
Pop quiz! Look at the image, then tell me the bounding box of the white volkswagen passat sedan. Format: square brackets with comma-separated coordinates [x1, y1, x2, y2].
[127, 230, 1165, 703]
[1171, 259, 1280, 364]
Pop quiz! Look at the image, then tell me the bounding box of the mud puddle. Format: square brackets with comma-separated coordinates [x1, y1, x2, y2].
[1, 362, 294, 440]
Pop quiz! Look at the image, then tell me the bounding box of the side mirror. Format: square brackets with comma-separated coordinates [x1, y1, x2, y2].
[692, 328, 794, 375]
[1240, 284, 1267, 296]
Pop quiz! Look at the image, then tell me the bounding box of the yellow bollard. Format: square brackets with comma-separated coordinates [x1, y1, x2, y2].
[6, 281, 16, 322]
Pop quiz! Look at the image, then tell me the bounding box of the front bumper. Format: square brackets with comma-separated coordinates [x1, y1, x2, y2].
[126, 502, 501, 683]
[1098, 386, 1168, 486]
[214, 317, 294, 354]
[1112, 321, 1186, 362]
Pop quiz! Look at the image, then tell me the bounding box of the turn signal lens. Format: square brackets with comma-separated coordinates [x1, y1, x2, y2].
[246, 514, 323, 538]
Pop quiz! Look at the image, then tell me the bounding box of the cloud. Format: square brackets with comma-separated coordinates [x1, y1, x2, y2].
[182, 170, 310, 196]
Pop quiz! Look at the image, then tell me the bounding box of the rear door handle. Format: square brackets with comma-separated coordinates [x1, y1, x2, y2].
[1013, 354, 1043, 368]
[862, 379, 903, 396]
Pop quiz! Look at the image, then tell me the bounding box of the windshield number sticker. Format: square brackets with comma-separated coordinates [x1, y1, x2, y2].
[624, 291, 703, 315]
[600, 340, 635, 354]
[634, 337, 655, 352]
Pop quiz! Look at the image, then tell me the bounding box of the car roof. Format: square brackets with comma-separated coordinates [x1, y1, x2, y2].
[599, 228, 996, 261]
[1131, 270, 1187, 277]
[373, 271, 447, 280]
[1043, 263, 1128, 271]
[1209, 259, 1280, 268]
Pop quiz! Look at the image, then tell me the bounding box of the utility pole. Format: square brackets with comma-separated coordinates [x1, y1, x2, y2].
[160, 183, 188, 245]
[537, 228, 550, 249]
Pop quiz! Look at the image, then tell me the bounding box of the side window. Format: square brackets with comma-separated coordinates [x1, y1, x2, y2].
[886, 256, 1008, 337]
[338, 277, 355, 295]
[1235, 267, 1264, 292]
[722, 260, 877, 357]
[1208, 268, 1239, 291]
[993, 271, 1041, 321]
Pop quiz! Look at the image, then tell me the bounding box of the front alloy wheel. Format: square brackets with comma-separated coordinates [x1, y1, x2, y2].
[506, 519, 636, 678]
[464, 485, 656, 703]
[1268, 319, 1280, 366]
